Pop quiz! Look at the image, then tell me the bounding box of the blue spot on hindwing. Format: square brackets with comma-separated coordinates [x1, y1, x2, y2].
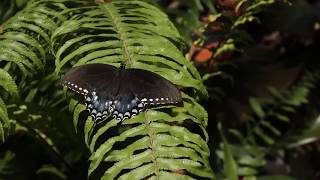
[112, 95, 144, 121]
[86, 91, 114, 120]
[85, 92, 145, 121]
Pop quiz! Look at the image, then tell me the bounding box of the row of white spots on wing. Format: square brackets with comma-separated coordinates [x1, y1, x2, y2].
[112, 100, 145, 121]
[83, 94, 180, 121]
[64, 81, 89, 95]
[138, 103, 144, 108]
[112, 110, 121, 121]
[113, 110, 136, 121]
[141, 97, 180, 105]
[132, 109, 138, 114]
[88, 105, 109, 120]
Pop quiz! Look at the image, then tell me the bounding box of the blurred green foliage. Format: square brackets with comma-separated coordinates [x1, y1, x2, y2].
[1, 0, 320, 179]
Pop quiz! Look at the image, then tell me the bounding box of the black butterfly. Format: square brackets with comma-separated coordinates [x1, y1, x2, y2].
[61, 63, 182, 121]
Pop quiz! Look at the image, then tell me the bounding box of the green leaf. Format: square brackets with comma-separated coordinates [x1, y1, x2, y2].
[214, 39, 236, 58]
[289, 115, 320, 147]
[0, 69, 18, 98]
[0, 150, 15, 174]
[249, 97, 265, 118]
[253, 127, 274, 145]
[219, 124, 238, 180]
[36, 164, 67, 179]
[238, 155, 266, 167]
[15, 0, 29, 8]
[237, 166, 257, 176]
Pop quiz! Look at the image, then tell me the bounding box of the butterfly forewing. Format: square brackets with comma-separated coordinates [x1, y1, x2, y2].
[61, 64, 119, 96]
[121, 69, 182, 105]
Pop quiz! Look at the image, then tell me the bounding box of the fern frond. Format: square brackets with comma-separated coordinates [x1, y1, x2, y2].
[0, 0, 93, 142]
[1, 1, 64, 74]
[218, 70, 320, 178]
[251, 71, 320, 145]
[0, 69, 18, 142]
[55, 1, 213, 179]
[52, 0, 206, 96]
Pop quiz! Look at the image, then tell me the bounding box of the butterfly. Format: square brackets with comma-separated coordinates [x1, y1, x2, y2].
[61, 63, 182, 121]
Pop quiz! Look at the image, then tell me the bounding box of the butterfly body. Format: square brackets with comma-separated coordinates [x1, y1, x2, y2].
[62, 63, 181, 121]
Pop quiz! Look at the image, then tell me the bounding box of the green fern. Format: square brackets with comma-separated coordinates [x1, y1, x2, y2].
[0, 0, 214, 178]
[218, 70, 320, 178]
[0, 69, 18, 142]
[248, 71, 320, 146]
[51, 0, 213, 179]
[0, 0, 58, 141]
[0, 0, 86, 142]
[52, 1, 207, 96]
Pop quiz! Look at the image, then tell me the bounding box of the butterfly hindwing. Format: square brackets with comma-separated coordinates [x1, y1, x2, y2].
[112, 95, 145, 121]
